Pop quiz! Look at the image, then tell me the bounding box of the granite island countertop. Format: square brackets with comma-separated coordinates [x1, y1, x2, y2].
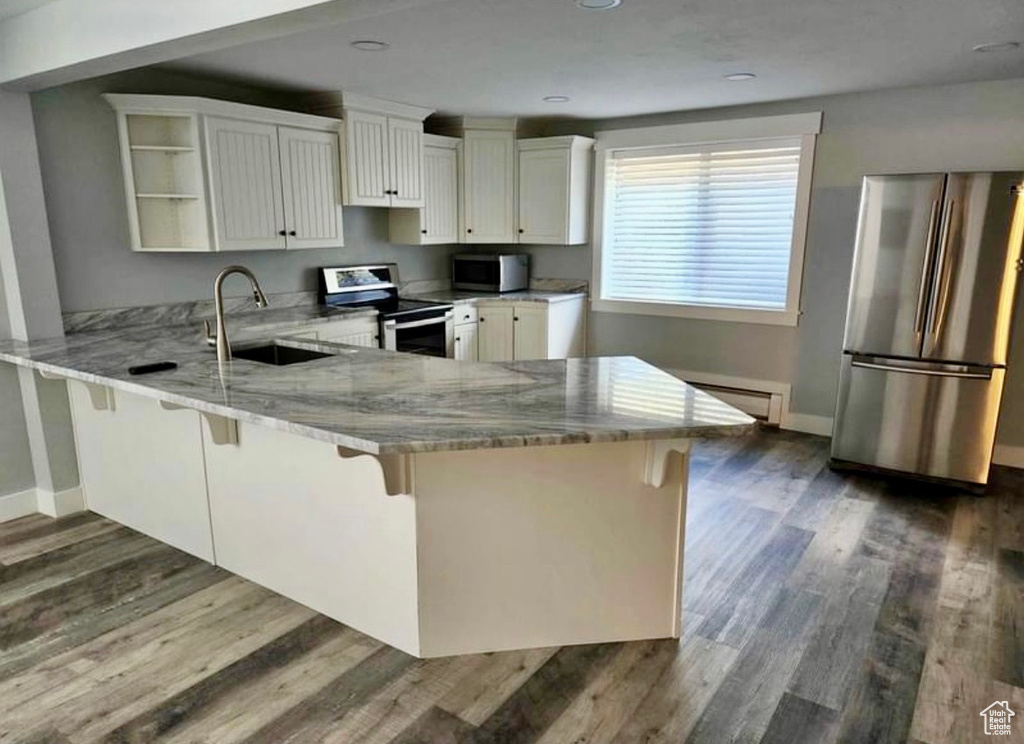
[0, 310, 755, 455]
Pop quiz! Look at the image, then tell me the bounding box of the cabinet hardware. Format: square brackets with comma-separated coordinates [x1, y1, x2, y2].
[466, 228, 473, 234]
[289, 230, 297, 236]
[455, 336, 461, 342]
[278, 230, 287, 236]
[479, 317, 485, 322]
[514, 317, 519, 322]
[518, 228, 524, 233]
[421, 229, 427, 234]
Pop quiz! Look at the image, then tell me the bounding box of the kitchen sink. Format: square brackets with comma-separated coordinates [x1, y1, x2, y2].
[232, 342, 334, 366]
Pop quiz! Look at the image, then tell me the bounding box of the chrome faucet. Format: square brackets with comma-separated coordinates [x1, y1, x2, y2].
[204, 265, 269, 364]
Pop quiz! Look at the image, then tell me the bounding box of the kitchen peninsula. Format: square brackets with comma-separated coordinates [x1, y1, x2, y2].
[0, 311, 754, 658]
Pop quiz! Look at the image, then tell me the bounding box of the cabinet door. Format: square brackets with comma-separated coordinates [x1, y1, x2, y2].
[477, 305, 514, 361]
[388, 117, 425, 208]
[278, 127, 345, 249]
[344, 110, 391, 206]
[512, 305, 549, 360]
[454, 322, 479, 362]
[422, 145, 459, 243]
[463, 130, 515, 243]
[206, 117, 286, 251]
[317, 316, 380, 347]
[518, 148, 569, 244]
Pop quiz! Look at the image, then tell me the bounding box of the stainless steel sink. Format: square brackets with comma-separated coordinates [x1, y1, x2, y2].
[231, 342, 334, 366]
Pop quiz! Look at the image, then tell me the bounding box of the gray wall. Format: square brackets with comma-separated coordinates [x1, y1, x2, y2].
[0, 266, 34, 496]
[534, 77, 1024, 446]
[30, 67, 455, 312]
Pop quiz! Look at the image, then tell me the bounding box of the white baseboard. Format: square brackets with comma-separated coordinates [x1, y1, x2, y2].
[783, 413, 835, 437]
[0, 488, 40, 523]
[0, 485, 86, 523]
[36, 485, 86, 518]
[667, 368, 791, 425]
[993, 445, 1024, 469]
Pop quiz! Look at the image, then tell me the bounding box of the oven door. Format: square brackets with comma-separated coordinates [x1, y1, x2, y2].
[382, 313, 454, 357]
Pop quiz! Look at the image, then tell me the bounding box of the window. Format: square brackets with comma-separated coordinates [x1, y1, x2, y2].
[592, 113, 820, 326]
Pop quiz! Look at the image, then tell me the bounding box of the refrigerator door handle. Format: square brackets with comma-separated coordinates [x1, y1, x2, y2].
[925, 199, 957, 351]
[914, 199, 942, 336]
[850, 358, 992, 380]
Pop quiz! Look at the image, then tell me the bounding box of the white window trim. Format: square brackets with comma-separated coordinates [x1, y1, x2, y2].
[590, 112, 821, 327]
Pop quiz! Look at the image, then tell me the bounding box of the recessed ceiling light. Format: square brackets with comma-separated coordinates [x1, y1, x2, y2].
[972, 41, 1020, 53]
[543, 95, 571, 103]
[351, 40, 390, 52]
[725, 72, 757, 81]
[575, 0, 621, 10]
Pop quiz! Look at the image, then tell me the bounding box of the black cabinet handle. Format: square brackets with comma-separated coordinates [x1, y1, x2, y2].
[421, 229, 427, 234]
[467, 228, 473, 234]
[288, 230, 297, 236]
[514, 317, 519, 322]
[518, 228, 524, 234]
[278, 230, 287, 236]
[479, 317, 485, 322]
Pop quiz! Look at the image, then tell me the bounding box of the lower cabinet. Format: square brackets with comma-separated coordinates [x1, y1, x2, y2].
[453, 321, 479, 361]
[68, 382, 214, 561]
[286, 315, 380, 347]
[477, 298, 585, 362]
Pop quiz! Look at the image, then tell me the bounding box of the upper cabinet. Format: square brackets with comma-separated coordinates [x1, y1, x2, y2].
[389, 134, 460, 245]
[335, 93, 433, 209]
[106, 94, 345, 252]
[517, 136, 593, 245]
[462, 129, 516, 243]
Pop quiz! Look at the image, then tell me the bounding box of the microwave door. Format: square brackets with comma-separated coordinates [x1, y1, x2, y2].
[921, 172, 1024, 365]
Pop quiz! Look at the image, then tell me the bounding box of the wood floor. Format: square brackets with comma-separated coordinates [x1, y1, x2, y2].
[1, 428, 1022, 744]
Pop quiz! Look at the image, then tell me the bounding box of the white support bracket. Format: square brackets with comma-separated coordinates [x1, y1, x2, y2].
[81, 381, 115, 412]
[337, 447, 414, 496]
[642, 438, 691, 488]
[160, 400, 238, 445]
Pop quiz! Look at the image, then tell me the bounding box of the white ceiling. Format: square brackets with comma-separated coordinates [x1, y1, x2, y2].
[0, 0, 54, 22]
[168, 0, 1024, 119]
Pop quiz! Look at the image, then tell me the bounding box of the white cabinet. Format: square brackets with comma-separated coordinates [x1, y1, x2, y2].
[477, 304, 514, 362]
[278, 127, 345, 249]
[517, 136, 593, 245]
[477, 298, 586, 362]
[339, 94, 434, 208]
[206, 118, 286, 251]
[512, 305, 549, 361]
[286, 315, 380, 347]
[389, 135, 460, 245]
[206, 118, 344, 251]
[454, 320, 479, 362]
[106, 94, 345, 253]
[463, 130, 516, 243]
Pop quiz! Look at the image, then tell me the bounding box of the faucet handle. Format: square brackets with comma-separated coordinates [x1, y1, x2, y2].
[204, 319, 216, 346]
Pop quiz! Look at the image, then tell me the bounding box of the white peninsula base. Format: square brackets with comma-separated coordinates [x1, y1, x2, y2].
[69, 382, 692, 658]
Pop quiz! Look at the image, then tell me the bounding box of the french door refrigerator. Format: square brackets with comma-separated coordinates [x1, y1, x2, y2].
[831, 172, 1024, 485]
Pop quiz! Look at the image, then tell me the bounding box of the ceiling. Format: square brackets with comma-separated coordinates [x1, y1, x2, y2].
[167, 0, 1024, 119]
[0, 0, 54, 22]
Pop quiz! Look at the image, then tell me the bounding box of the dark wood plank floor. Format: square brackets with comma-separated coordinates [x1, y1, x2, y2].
[2, 429, 1022, 744]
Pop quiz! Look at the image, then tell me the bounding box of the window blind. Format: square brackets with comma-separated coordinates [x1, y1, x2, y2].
[602, 139, 801, 311]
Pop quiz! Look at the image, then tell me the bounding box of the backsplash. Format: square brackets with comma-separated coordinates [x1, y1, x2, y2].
[61, 278, 586, 334]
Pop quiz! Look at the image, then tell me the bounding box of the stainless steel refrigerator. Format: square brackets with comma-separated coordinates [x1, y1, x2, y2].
[831, 172, 1024, 485]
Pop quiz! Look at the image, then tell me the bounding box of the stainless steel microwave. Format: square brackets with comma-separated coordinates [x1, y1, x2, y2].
[452, 254, 529, 293]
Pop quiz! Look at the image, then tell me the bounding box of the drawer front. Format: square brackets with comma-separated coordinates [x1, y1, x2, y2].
[453, 304, 478, 326]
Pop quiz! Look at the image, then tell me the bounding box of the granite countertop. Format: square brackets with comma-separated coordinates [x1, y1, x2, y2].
[402, 288, 586, 305]
[0, 313, 755, 455]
